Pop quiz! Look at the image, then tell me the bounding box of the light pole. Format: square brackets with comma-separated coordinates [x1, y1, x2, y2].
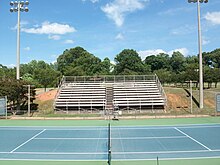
[188, 0, 208, 109]
[10, 1, 29, 80]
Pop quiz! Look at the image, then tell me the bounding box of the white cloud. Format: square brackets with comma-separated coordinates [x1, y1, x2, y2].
[101, 0, 149, 27]
[168, 48, 189, 56]
[202, 38, 210, 45]
[91, 0, 99, 3]
[158, 7, 193, 16]
[82, 0, 99, 3]
[11, 20, 29, 30]
[64, 39, 74, 44]
[115, 33, 124, 40]
[204, 12, 220, 25]
[138, 49, 166, 59]
[6, 64, 16, 68]
[48, 35, 61, 40]
[171, 25, 196, 35]
[22, 22, 76, 35]
[24, 47, 31, 51]
[138, 48, 189, 59]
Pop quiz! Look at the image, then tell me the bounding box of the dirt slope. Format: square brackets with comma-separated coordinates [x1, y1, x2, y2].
[36, 89, 57, 101]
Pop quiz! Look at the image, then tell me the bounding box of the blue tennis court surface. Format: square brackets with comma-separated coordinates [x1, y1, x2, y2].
[0, 124, 220, 161]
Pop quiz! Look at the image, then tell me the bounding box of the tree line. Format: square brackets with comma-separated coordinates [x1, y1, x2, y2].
[0, 46, 220, 112]
[1, 46, 220, 87]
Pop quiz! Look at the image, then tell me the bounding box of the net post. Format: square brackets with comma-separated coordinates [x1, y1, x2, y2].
[5, 96, 7, 119]
[107, 122, 111, 165]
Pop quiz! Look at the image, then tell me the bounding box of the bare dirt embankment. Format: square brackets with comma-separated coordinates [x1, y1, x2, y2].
[36, 89, 57, 101]
[35, 89, 57, 112]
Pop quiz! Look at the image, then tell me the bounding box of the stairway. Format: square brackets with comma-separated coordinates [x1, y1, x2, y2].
[105, 84, 114, 112]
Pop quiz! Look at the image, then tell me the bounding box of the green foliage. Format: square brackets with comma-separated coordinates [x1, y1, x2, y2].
[98, 57, 113, 75]
[144, 53, 170, 72]
[0, 46, 220, 90]
[20, 60, 61, 90]
[154, 69, 172, 84]
[170, 51, 186, 73]
[0, 78, 37, 113]
[114, 49, 145, 75]
[57, 47, 103, 76]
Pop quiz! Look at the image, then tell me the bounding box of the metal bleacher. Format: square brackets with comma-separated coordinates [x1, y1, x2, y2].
[54, 75, 167, 112]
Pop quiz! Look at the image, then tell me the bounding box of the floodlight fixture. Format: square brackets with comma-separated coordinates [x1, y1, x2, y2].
[24, 7, 29, 12]
[10, 1, 14, 6]
[25, 1, 29, 5]
[188, 0, 208, 3]
[14, 7, 18, 12]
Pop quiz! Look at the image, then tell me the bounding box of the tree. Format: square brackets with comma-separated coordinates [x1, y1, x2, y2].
[0, 78, 37, 114]
[57, 47, 102, 76]
[212, 68, 220, 88]
[34, 68, 61, 91]
[57, 47, 88, 74]
[144, 53, 170, 72]
[114, 49, 145, 75]
[204, 49, 220, 68]
[20, 60, 61, 89]
[0, 65, 16, 80]
[170, 51, 186, 73]
[154, 69, 172, 84]
[204, 66, 213, 88]
[98, 57, 113, 75]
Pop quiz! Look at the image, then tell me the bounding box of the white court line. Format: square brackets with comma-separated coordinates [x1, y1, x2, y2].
[0, 158, 106, 161]
[1, 149, 220, 155]
[0, 123, 220, 130]
[174, 127, 212, 151]
[113, 136, 186, 140]
[110, 124, 220, 129]
[113, 149, 215, 154]
[34, 136, 186, 140]
[35, 137, 107, 140]
[10, 129, 46, 153]
[114, 156, 220, 161]
[0, 127, 107, 131]
[2, 151, 107, 155]
[1, 156, 220, 162]
[177, 125, 220, 129]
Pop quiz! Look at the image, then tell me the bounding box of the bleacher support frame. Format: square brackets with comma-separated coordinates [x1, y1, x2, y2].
[54, 75, 167, 113]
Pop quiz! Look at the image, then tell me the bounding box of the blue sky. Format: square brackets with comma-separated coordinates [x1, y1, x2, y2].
[0, 0, 220, 67]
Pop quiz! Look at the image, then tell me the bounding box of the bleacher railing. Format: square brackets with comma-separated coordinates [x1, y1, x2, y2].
[155, 74, 167, 107]
[53, 76, 66, 109]
[64, 75, 156, 83]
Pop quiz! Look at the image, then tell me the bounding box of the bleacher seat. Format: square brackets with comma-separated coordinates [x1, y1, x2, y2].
[54, 75, 167, 111]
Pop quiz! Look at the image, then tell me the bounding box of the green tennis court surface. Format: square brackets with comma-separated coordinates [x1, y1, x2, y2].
[0, 117, 220, 165]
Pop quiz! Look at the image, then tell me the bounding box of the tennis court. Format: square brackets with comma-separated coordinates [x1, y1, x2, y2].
[0, 123, 220, 162]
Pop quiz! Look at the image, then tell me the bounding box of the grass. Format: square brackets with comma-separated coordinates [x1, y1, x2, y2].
[1, 159, 220, 165]
[34, 99, 54, 115]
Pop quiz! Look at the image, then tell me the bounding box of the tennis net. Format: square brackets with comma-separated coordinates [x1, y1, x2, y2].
[107, 123, 111, 165]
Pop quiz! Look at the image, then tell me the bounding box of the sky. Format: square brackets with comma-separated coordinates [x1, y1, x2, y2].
[0, 0, 220, 67]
